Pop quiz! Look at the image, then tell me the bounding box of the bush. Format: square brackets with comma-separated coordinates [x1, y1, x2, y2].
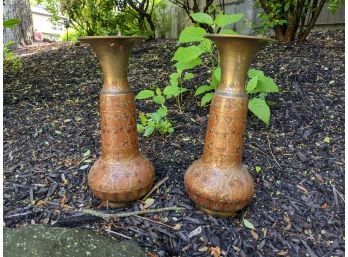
[3, 19, 22, 70]
[60, 28, 86, 42]
[153, 0, 171, 38]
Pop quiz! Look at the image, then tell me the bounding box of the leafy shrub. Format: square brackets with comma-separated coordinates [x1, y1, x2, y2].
[254, 0, 344, 42]
[172, 12, 279, 125]
[135, 88, 174, 137]
[60, 28, 86, 42]
[153, 0, 171, 38]
[136, 12, 278, 138]
[115, 7, 152, 36]
[3, 19, 22, 70]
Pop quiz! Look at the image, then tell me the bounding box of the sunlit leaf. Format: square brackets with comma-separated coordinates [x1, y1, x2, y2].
[243, 218, 255, 229]
[190, 13, 213, 25]
[248, 98, 270, 125]
[179, 26, 206, 43]
[136, 90, 154, 99]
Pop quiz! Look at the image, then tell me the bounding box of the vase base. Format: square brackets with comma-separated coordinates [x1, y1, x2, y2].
[88, 156, 155, 204]
[201, 208, 236, 217]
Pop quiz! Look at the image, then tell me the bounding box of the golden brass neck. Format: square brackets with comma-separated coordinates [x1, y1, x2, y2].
[205, 34, 271, 95]
[79, 36, 145, 93]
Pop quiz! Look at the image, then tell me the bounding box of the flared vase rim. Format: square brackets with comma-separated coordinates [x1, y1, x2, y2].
[205, 34, 275, 42]
[78, 36, 146, 41]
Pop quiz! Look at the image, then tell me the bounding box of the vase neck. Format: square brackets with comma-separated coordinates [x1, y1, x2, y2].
[209, 36, 269, 95]
[86, 39, 137, 93]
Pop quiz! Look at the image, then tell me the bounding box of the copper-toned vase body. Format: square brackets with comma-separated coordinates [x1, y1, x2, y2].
[79, 36, 155, 207]
[185, 35, 271, 217]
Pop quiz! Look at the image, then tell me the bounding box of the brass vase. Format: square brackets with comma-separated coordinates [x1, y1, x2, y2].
[185, 35, 271, 217]
[79, 36, 155, 207]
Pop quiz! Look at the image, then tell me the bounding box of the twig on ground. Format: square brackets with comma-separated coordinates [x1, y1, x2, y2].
[247, 143, 273, 160]
[104, 229, 132, 240]
[267, 137, 282, 169]
[80, 206, 185, 221]
[142, 176, 169, 201]
[132, 214, 175, 230]
[5, 211, 32, 219]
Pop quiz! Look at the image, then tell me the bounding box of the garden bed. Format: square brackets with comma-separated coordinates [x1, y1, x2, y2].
[3, 31, 344, 257]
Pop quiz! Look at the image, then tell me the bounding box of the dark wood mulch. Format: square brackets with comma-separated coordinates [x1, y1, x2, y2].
[3, 30, 344, 257]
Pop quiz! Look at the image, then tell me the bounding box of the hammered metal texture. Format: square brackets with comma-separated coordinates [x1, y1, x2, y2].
[185, 35, 271, 217]
[79, 36, 154, 206]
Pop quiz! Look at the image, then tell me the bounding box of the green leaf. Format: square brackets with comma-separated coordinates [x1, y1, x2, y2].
[151, 112, 161, 123]
[180, 88, 188, 93]
[170, 72, 180, 80]
[246, 77, 258, 92]
[220, 28, 238, 35]
[139, 112, 148, 125]
[157, 107, 168, 118]
[4, 18, 20, 28]
[254, 77, 279, 93]
[248, 69, 264, 79]
[201, 92, 214, 106]
[163, 85, 181, 98]
[170, 77, 178, 87]
[144, 126, 155, 137]
[172, 46, 203, 63]
[255, 166, 262, 173]
[248, 98, 270, 125]
[83, 149, 91, 157]
[155, 87, 162, 96]
[284, 2, 290, 11]
[137, 123, 145, 132]
[175, 57, 201, 72]
[153, 95, 165, 105]
[213, 67, 221, 84]
[214, 13, 243, 28]
[190, 13, 213, 25]
[136, 90, 154, 100]
[243, 219, 255, 230]
[179, 26, 206, 43]
[195, 84, 215, 96]
[184, 72, 194, 80]
[197, 38, 213, 53]
[324, 136, 331, 144]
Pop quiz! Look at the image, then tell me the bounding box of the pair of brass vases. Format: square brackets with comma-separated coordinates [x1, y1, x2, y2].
[80, 34, 270, 217]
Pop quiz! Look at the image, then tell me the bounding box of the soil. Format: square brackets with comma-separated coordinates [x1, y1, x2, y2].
[3, 30, 345, 257]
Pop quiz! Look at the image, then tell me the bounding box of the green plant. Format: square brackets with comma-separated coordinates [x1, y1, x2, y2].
[173, 12, 279, 125]
[3, 19, 22, 70]
[153, 0, 171, 38]
[135, 88, 174, 137]
[255, 0, 344, 42]
[60, 28, 86, 42]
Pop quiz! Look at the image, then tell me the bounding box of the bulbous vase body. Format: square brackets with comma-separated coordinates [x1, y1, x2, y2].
[185, 35, 271, 216]
[79, 36, 155, 207]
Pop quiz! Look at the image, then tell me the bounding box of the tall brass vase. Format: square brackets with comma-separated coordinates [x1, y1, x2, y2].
[185, 35, 270, 217]
[79, 36, 155, 207]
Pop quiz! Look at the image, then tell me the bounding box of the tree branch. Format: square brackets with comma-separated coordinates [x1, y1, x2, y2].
[80, 206, 185, 221]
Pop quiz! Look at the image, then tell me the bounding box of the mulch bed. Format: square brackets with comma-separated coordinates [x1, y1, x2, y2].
[3, 31, 344, 257]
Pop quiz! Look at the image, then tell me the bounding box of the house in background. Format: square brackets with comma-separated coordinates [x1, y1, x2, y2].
[31, 5, 65, 41]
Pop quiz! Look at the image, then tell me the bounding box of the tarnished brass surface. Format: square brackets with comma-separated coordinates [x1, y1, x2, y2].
[185, 35, 271, 216]
[79, 36, 155, 206]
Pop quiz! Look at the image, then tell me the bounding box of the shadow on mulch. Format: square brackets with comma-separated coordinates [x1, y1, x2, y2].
[3, 30, 344, 257]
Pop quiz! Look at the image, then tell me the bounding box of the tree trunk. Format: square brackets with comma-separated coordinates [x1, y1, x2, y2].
[3, 0, 34, 46]
[299, 0, 326, 41]
[144, 13, 156, 38]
